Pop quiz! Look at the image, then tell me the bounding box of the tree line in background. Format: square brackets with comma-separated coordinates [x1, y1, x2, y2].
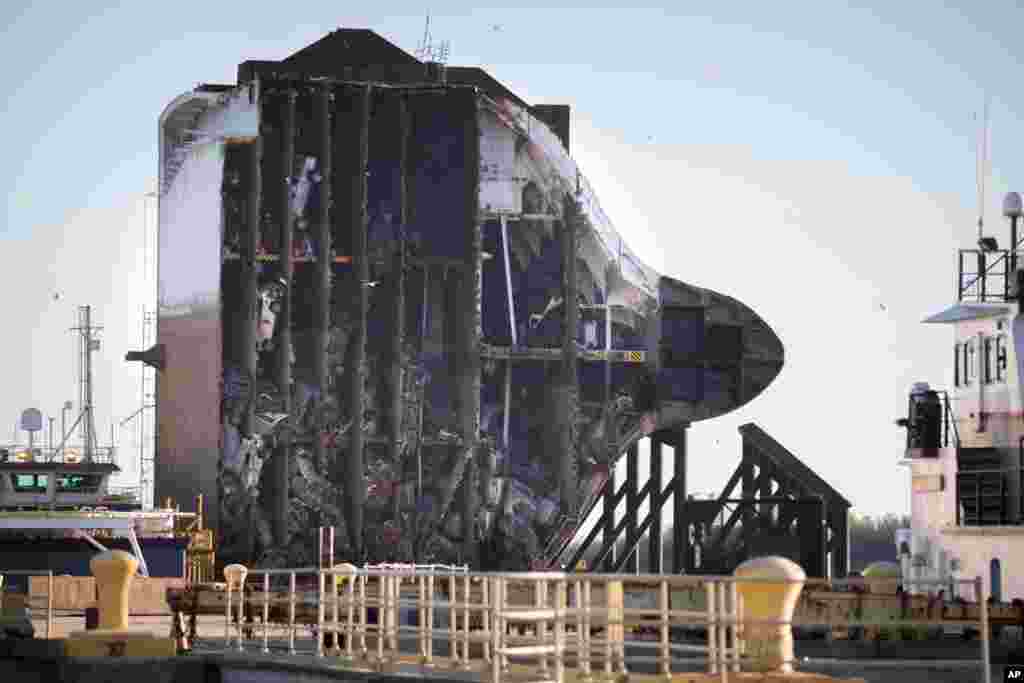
[848, 512, 909, 574]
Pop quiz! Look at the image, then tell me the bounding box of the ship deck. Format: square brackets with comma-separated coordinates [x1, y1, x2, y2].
[0, 510, 197, 578]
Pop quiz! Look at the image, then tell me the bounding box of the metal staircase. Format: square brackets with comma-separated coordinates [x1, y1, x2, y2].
[539, 412, 655, 570]
[956, 446, 1020, 525]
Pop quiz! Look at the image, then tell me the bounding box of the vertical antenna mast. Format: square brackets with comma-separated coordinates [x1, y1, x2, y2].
[72, 305, 102, 462]
[977, 96, 991, 242]
[416, 12, 451, 65]
[419, 13, 431, 57]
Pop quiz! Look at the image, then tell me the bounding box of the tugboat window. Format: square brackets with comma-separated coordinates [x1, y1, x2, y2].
[984, 337, 994, 384]
[10, 474, 48, 493]
[996, 335, 1008, 382]
[56, 474, 102, 493]
[954, 343, 962, 387]
[962, 341, 973, 386]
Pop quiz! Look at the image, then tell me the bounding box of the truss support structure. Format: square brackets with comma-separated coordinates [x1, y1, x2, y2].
[553, 422, 846, 581]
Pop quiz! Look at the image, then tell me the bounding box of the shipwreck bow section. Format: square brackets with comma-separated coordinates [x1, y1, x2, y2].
[152, 29, 784, 570]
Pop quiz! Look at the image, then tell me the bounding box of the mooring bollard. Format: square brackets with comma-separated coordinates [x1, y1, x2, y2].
[733, 556, 806, 674]
[65, 550, 176, 657]
[333, 563, 358, 591]
[92, 550, 136, 631]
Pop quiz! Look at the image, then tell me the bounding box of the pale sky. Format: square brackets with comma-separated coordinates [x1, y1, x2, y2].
[3, 1, 1022, 514]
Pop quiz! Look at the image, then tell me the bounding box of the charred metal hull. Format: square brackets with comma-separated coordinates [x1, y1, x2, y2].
[157, 75, 783, 570]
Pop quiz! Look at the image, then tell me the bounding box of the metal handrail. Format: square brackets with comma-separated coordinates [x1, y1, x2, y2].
[944, 392, 960, 449]
[958, 247, 1024, 302]
[959, 249, 1009, 300]
[207, 567, 992, 682]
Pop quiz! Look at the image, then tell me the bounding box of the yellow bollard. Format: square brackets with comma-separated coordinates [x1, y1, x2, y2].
[333, 563, 358, 591]
[733, 556, 806, 674]
[92, 550, 137, 631]
[66, 550, 176, 657]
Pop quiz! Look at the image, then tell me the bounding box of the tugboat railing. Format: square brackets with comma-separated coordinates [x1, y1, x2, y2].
[957, 248, 1024, 303]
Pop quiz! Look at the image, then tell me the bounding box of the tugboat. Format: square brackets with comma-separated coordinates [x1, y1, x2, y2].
[0, 439, 202, 588]
[0, 446, 139, 511]
[899, 190, 1024, 602]
[0, 305, 204, 589]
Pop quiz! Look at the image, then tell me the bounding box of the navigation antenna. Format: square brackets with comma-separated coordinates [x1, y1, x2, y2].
[976, 96, 991, 244]
[69, 305, 102, 463]
[416, 14, 451, 65]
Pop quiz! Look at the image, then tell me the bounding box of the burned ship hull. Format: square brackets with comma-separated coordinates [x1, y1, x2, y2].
[155, 37, 783, 570]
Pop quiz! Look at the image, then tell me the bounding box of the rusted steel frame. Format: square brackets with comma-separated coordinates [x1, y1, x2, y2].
[346, 86, 372, 556]
[242, 135, 262, 438]
[457, 92, 483, 563]
[272, 89, 297, 546]
[389, 95, 409, 525]
[241, 111, 263, 563]
[415, 264, 429, 505]
[314, 87, 334, 470]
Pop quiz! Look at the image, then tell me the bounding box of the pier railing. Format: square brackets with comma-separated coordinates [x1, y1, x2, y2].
[193, 568, 993, 682]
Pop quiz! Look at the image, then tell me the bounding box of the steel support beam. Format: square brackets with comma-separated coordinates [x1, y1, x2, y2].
[672, 423, 689, 574]
[389, 95, 409, 525]
[564, 474, 625, 570]
[276, 91, 297, 547]
[648, 437, 663, 573]
[413, 263, 429, 514]
[592, 480, 653, 570]
[796, 497, 828, 578]
[617, 482, 674, 573]
[457, 92, 483, 564]
[708, 466, 775, 552]
[741, 445, 755, 550]
[333, 85, 371, 557]
[313, 87, 333, 473]
[625, 441, 640, 573]
[242, 136, 262, 563]
[602, 464, 618, 572]
[759, 460, 774, 521]
[242, 140, 261, 439]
